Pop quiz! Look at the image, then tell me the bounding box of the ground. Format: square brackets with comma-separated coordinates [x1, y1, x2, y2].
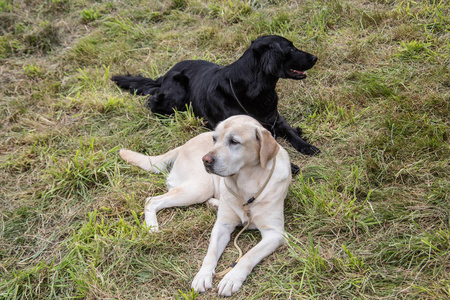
[0, 0, 449, 299]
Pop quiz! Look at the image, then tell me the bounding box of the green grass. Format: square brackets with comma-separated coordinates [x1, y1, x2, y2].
[1, 0, 449, 298]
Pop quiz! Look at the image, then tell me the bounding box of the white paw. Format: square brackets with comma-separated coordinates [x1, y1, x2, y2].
[191, 269, 214, 293]
[144, 205, 159, 233]
[119, 149, 133, 162]
[217, 269, 247, 297]
[146, 223, 159, 233]
[206, 198, 220, 210]
[217, 270, 246, 296]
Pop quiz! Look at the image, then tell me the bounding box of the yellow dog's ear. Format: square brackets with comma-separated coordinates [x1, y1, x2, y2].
[256, 127, 280, 169]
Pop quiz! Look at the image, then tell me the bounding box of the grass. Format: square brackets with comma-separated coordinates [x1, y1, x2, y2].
[1, 0, 449, 298]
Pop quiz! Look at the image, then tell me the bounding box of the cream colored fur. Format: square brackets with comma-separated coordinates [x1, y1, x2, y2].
[120, 115, 292, 296]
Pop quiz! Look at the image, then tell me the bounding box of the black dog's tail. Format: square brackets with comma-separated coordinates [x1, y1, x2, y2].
[111, 74, 160, 95]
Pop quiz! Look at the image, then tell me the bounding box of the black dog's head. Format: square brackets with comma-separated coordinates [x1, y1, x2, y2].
[250, 35, 317, 80]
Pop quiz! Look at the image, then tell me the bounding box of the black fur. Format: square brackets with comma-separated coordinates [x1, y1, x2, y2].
[112, 35, 319, 156]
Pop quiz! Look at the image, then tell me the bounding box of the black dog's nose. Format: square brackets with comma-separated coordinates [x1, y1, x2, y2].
[312, 55, 318, 63]
[202, 154, 214, 166]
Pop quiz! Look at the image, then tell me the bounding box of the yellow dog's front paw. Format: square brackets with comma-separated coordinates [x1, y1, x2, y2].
[191, 269, 214, 293]
[217, 270, 246, 297]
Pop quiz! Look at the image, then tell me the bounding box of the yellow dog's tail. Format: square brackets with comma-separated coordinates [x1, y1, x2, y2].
[119, 147, 181, 174]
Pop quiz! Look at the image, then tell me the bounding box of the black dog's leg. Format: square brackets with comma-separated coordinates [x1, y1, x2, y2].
[274, 115, 320, 155]
[290, 163, 300, 175]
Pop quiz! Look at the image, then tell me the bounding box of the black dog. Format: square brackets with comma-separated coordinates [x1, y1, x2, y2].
[112, 35, 319, 156]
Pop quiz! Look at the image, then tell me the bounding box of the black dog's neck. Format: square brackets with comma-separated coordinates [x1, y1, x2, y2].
[226, 51, 279, 97]
[221, 51, 280, 128]
[228, 79, 279, 133]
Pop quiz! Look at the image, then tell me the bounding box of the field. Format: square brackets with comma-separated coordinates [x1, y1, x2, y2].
[1, 0, 449, 299]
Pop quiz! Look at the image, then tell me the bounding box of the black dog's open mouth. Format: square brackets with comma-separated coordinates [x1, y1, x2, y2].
[287, 69, 307, 79]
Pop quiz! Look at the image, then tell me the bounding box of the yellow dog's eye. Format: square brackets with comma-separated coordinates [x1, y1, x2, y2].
[229, 138, 240, 145]
[212, 136, 217, 143]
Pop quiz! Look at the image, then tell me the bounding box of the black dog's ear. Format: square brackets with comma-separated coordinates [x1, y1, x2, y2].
[254, 42, 283, 53]
[251, 42, 271, 56]
[271, 42, 283, 53]
[260, 43, 285, 76]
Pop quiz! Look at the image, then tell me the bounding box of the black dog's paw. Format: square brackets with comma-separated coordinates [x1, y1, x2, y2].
[290, 163, 300, 176]
[300, 144, 321, 156]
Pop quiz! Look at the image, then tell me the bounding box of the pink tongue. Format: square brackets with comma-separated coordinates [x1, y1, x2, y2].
[290, 69, 305, 75]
